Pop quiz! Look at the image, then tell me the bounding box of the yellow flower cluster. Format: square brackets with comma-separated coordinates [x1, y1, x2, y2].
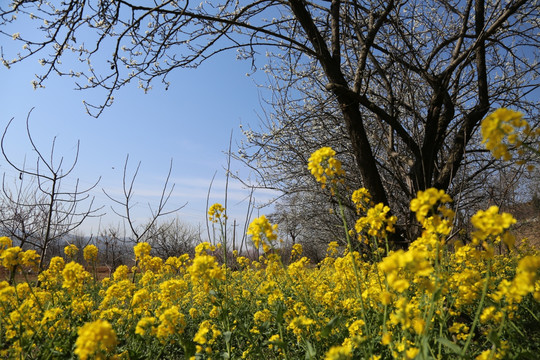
[83, 244, 98, 263]
[247, 215, 278, 252]
[64, 244, 79, 259]
[74, 319, 117, 360]
[134, 242, 151, 260]
[156, 305, 186, 340]
[471, 205, 516, 247]
[351, 188, 372, 214]
[193, 319, 221, 355]
[0, 241, 40, 271]
[379, 248, 433, 293]
[481, 108, 529, 161]
[410, 188, 455, 239]
[354, 203, 397, 241]
[0, 236, 12, 250]
[188, 243, 225, 292]
[62, 261, 91, 293]
[135, 316, 156, 336]
[410, 188, 453, 224]
[208, 203, 228, 223]
[308, 147, 345, 194]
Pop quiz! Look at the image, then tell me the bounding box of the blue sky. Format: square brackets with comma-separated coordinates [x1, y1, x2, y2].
[0, 36, 276, 237]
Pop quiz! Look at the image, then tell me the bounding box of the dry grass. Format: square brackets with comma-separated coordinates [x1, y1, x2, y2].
[505, 200, 540, 249]
[514, 217, 540, 248]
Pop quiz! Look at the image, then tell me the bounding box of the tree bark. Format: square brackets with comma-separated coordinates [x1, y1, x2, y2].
[288, 0, 389, 206]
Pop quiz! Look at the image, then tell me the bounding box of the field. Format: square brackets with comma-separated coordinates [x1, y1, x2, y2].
[1, 190, 539, 359]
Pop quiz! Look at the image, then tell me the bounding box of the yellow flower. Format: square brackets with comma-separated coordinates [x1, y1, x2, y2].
[254, 309, 272, 324]
[189, 307, 199, 318]
[406, 347, 419, 359]
[481, 108, 528, 160]
[195, 241, 215, 256]
[471, 206, 516, 245]
[324, 343, 353, 360]
[247, 215, 278, 251]
[351, 188, 372, 213]
[157, 306, 186, 339]
[0, 246, 22, 270]
[412, 317, 426, 334]
[113, 265, 130, 281]
[49, 256, 65, 272]
[308, 147, 345, 194]
[503, 255, 540, 303]
[194, 320, 221, 348]
[62, 261, 89, 291]
[74, 320, 117, 360]
[287, 316, 315, 338]
[410, 188, 453, 224]
[83, 244, 98, 263]
[480, 306, 503, 324]
[326, 241, 339, 257]
[208, 203, 227, 223]
[188, 252, 225, 292]
[0, 237, 12, 252]
[0, 247, 39, 271]
[379, 249, 433, 292]
[348, 319, 366, 337]
[133, 242, 151, 260]
[135, 317, 156, 336]
[194, 320, 211, 345]
[381, 333, 392, 345]
[101, 279, 136, 309]
[355, 203, 397, 239]
[291, 243, 303, 258]
[20, 249, 40, 269]
[449, 322, 470, 341]
[268, 334, 281, 349]
[64, 244, 79, 258]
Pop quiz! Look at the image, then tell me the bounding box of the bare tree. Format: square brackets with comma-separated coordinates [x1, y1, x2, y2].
[95, 225, 133, 274]
[142, 217, 200, 259]
[1, 1, 538, 243]
[268, 191, 349, 260]
[0, 110, 102, 269]
[103, 155, 185, 244]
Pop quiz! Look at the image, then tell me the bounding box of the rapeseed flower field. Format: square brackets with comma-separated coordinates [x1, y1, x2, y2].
[0, 109, 539, 359]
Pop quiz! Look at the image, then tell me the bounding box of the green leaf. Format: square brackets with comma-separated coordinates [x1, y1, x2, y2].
[223, 331, 232, 344]
[421, 337, 434, 359]
[437, 337, 463, 354]
[321, 316, 342, 338]
[487, 329, 499, 344]
[181, 339, 197, 358]
[516, 351, 537, 359]
[304, 340, 317, 359]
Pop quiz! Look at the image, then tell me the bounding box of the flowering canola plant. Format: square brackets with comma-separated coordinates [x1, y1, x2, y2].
[308, 146, 345, 195]
[0, 111, 539, 359]
[1, 194, 538, 359]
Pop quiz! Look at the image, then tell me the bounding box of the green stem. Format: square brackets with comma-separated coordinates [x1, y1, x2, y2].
[336, 195, 373, 353]
[461, 260, 491, 357]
